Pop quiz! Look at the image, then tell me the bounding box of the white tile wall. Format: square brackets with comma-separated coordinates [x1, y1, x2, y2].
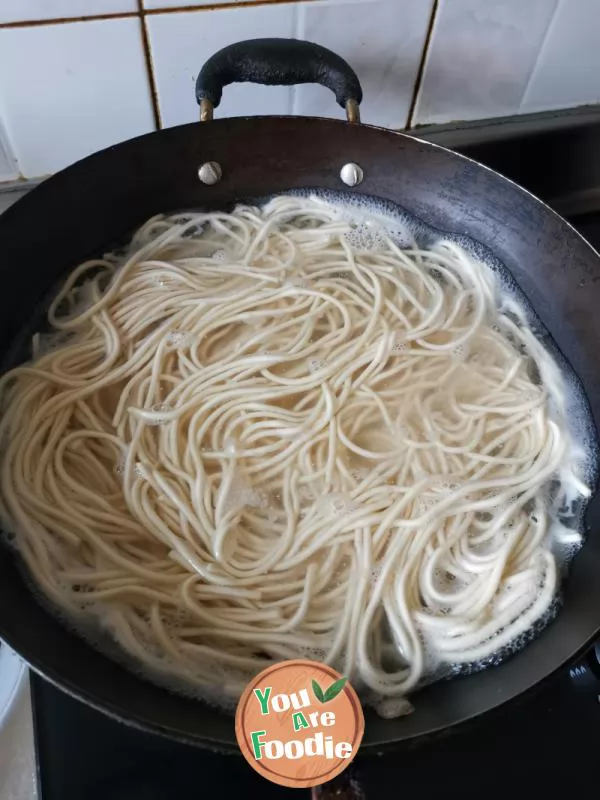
[0, 0, 599, 182]
[521, 0, 600, 113]
[147, 0, 432, 130]
[414, 0, 559, 125]
[0, 18, 155, 178]
[0, 0, 137, 24]
[295, 0, 434, 129]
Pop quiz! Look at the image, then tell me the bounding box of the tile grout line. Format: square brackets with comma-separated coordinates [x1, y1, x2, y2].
[519, 0, 562, 112]
[145, 0, 318, 13]
[405, 0, 440, 130]
[137, 0, 162, 130]
[0, 0, 316, 29]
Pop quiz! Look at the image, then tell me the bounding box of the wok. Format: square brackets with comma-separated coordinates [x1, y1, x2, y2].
[1, 38, 599, 752]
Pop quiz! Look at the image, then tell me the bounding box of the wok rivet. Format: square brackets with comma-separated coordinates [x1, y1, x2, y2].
[340, 162, 363, 187]
[198, 161, 222, 185]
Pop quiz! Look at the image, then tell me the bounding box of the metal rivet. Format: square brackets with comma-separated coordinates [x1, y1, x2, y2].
[340, 162, 363, 187]
[198, 161, 222, 185]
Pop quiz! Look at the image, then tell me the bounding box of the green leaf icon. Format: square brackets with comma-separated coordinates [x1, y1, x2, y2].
[312, 679, 325, 703]
[323, 677, 347, 702]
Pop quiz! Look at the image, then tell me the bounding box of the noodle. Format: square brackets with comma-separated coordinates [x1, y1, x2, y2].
[0, 195, 590, 712]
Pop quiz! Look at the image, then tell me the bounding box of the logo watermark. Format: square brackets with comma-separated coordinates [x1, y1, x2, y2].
[235, 659, 364, 788]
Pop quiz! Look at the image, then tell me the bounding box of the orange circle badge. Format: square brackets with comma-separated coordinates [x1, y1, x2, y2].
[235, 659, 364, 788]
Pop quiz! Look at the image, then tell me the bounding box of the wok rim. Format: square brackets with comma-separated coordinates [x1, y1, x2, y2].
[1, 115, 600, 750]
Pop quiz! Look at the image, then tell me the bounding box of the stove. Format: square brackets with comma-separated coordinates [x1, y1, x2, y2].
[32, 643, 600, 799]
[28, 107, 600, 799]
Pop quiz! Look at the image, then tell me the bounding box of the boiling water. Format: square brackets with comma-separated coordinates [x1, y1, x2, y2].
[1, 189, 597, 714]
[299, 191, 598, 694]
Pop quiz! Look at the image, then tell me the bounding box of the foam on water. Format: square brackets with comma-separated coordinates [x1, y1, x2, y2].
[1, 189, 598, 714]
[15, 564, 246, 714]
[275, 188, 598, 686]
[292, 188, 598, 481]
[372, 696, 415, 719]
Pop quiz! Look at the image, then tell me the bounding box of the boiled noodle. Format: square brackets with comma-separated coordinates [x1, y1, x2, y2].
[0, 195, 592, 715]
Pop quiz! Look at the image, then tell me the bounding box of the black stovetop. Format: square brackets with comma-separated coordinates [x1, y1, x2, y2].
[31, 109, 600, 800]
[32, 645, 600, 799]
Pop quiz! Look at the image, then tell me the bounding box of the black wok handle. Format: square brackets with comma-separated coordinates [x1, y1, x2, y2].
[195, 38, 362, 124]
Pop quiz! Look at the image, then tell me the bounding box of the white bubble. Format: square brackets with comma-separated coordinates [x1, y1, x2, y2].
[165, 331, 188, 349]
[284, 276, 310, 289]
[243, 488, 269, 509]
[370, 564, 383, 585]
[452, 344, 466, 361]
[307, 358, 325, 373]
[373, 696, 414, 719]
[143, 403, 173, 426]
[224, 439, 237, 456]
[317, 493, 359, 517]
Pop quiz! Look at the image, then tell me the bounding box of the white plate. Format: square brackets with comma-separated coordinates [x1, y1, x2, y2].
[0, 643, 26, 729]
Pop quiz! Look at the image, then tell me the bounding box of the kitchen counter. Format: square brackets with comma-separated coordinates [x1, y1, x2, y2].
[0, 681, 37, 800]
